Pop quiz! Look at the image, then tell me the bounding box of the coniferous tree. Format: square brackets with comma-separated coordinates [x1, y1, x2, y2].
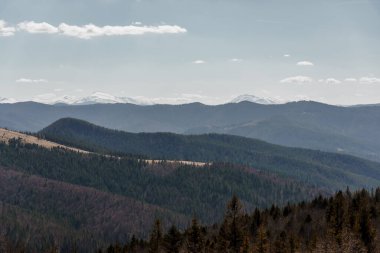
[224, 195, 245, 253]
[288, 234, 299, 253]
[254, 225, 269, 253]
[163, 225, 182, 253]
[273, 231, 289, 253]
[240, 236, 251, 253]
[149, 219, 163, 253]
[186, 218, 204, 253]
[217, 221, 229, 252]
[129, 235, 138, 253]
[359, 208, 376, 253]
[250, 208, 262, 236]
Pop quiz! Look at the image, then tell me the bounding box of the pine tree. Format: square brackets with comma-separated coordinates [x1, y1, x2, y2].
[129, 235, 138, 253]
[359, 208, 376, 253]
[326, 191, 347, 246]
[163, 225, 182, 253]
[254, 225, 269, 253]
[273, 231, 289, 253]
[240, 236, 251, 253]
[186, 218, 204, 253]
[288, 234, 299, 253]
[149, 219, 163, 253]
[251, 208, 261, 236]
[224, 195, 245, 253]
[217, 221, 229, 253]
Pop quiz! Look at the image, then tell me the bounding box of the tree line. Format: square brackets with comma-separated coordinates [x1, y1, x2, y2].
[101, 188, 379, 253]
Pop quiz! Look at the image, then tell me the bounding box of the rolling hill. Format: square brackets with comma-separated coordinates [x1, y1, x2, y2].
[39, 118, 380, 191]
[0, 135, 317, 225]
[0, 167, 187, 252]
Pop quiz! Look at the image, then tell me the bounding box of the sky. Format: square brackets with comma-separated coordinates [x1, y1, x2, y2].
[0, 0, 380, 105]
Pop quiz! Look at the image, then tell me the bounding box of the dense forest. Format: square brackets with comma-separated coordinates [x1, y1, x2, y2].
[1, 189, 379, 253]
[0, 139, 316, 222]
[101, 188, 380, 253]
[0, 138, 319, 252]
[39, 118, 380, 190]
[1, 123, 380, 252]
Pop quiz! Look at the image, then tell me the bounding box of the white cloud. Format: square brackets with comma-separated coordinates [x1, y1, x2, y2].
[280, 76, 313, 84]
[230, 58, 243, 63]
[297, 61, 314, 66]
[57, 23, 186, 39]
[10, 20, 187, 39]
[16, 78, 48, 83]
[344, 78, 357, 82]
[230, 58, 242, 62]
[193, 60, 206, 64]
[283, 54, 291, 57]
[325, 78, 342, 84]
[359, 77, 380, 84]
[0, 20, 16, 37]
[18, 21, 58, 34]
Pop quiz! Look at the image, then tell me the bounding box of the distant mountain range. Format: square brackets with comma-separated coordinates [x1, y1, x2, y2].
[1, 92, 155, 106]
[1, 100, 380, 162]
[0, 93, 283, 105]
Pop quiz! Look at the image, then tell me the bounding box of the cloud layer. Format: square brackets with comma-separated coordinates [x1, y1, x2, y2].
[297, 61, 314, 66]
[18, 21, 58, 34]
[280, 76, 313, 84]
[0, 20, 16, 37]
[325, 78, 341, 84]
[16, 78, 48, 83]
[193, 60, 206, 64]
[360, 77, 380, 84]
[1, 20, 187, 39]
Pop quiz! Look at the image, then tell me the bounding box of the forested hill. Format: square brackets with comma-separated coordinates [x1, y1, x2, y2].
[0, 139, 315, 221]
[0, 138, 317, 251]
[39, 117, 380, 191]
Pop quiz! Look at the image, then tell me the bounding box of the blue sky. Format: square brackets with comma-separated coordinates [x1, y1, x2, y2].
[1, 0, 380, 104]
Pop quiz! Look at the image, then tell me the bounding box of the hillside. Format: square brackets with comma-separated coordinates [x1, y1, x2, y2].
[0, 127, 89, 153]
[0, 127, 206, 167]
[39, 118, 380, 190]
[0, 167, 187, 252]
[1, 101, 380, 161]
[0, 138, 316, 225]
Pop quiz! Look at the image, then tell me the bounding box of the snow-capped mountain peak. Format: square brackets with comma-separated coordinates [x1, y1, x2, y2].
[230, 94, 282, 105]
[56, 92, 154, 105]
[0, 97, 18, 104]
[74, 92, 124, 105]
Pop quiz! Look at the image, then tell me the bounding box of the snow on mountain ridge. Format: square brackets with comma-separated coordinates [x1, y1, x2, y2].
[2, 93, 284, 105]
[230, 94, 283, 105]
[0, 97, 18, 104]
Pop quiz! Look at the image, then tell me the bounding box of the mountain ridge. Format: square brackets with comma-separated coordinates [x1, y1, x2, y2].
[38, 117, 380, 190]
[2, 100, 380, 162]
